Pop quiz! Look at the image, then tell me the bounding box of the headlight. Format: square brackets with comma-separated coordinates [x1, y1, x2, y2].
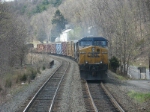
[85, 61, 88, 64]
[100, 61, 103, 64]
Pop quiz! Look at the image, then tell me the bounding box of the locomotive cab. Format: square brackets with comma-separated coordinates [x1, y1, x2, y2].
[77, 37, 108, 80]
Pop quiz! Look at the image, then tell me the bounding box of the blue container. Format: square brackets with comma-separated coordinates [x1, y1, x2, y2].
[56, 43, 62, 54]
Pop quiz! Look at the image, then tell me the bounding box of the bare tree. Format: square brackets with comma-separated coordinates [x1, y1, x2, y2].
[0, 3, 28, 74]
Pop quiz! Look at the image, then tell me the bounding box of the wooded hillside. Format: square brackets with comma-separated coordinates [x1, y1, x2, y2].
[1, 0, 150, 74]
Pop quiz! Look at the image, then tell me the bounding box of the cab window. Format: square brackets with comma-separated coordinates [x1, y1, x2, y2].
[94, 41, 107, 47]
[80, 41, 92, 47]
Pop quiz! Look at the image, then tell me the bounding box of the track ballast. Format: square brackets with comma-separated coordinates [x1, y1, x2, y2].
[23, 60, 69, 112]
[82, 80, 125, 112]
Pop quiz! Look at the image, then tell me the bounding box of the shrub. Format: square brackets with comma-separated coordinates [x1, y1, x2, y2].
[42, 66, 46, 70]
[20, 74, 27, 82]
[109, 56, 119, 72]
[0, 84, 2, 92]
[30, 69, 37, 80]
[5, 78, 12, 88]
[15, 74, 21, 83]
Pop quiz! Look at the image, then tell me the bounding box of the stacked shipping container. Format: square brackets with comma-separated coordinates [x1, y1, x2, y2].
[36, 42, 75, 58]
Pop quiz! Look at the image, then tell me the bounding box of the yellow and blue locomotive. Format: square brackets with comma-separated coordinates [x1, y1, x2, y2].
[75, 37, 108, 80]
[36, 36, 108, 80]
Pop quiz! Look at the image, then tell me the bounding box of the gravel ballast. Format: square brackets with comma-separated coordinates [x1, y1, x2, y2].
[58, 58, 86, 112]
[0, 55, 86, 112]
[1, 55, 150, 112]
[105, 71, 150, 112]
[0, 58, 60, 112]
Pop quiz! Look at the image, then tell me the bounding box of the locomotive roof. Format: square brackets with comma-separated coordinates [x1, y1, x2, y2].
[79, 37, 107, 41]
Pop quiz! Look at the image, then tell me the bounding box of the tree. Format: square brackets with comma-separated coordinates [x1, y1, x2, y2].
[109, 56, 119, 73]
[52, 10, 67, 29]
[37, 29, 47, 43]
[50, 0, 62, 7]
[51, 9, 67, 41]
[0, 3, 27, 73]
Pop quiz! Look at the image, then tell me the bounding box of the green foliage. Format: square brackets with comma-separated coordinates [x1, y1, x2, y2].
[11, 0, 51, 16]
[17, 68, 38, 83]
[10, 2, 27, 15]
[0, 84, 2, 92]
[20, 5, 27, 15]
[42, 66, 46, 70]
[30, 69, 37, 80]
[50, 25, 61, 41]
[128, 91, 150, 103]
[20, 74, 27, 82]
[31, 0, 50, 14]
[52, 10, 67, 27]
[42, 0, 50, 5]
[50, 0, 62, 7]
[5, 78, 12, 88]
[37, 29, 47, 43]
[109, 56, 119, 72]
[37, 5, 46, 13]
[51, 9, 67, 41]
[115, 74, 127, 80]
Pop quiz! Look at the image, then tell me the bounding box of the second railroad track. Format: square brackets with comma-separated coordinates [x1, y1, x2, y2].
[23, 59, 69, 112]
[82, 80, 125, 112]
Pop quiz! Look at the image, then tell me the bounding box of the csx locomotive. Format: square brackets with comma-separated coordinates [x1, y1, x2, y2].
[36, 37, 108, 80]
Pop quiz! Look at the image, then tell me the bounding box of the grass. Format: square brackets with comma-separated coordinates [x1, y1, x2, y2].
[115, 74, 127, 80]
[128, 90, 150, 103]
[110, 70, 128, 80]
[5, 78, 12, 88]
[0, 53, 51, 104]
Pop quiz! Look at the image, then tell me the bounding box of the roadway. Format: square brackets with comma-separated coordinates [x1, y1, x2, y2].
[127, 66, 150, 91]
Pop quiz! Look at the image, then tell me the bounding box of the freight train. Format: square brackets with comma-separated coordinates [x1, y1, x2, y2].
[36, 37, 108, 80]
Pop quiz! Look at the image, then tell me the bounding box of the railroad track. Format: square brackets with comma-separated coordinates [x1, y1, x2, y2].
[23, 59, 69, 112]
[82, 80, 125, 112]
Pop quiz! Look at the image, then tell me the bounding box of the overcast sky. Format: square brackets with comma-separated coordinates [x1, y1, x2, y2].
[3, 0, 14, 2]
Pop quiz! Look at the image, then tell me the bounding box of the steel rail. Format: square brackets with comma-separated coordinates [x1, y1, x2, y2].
[101, 82, 125, 112]
[85, 81, 98, 112]
[49, 61, 70, 112]
[23, 61, 62, 112]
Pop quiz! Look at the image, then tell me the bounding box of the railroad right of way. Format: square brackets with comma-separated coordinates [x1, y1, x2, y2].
[1, 55, 150, 112]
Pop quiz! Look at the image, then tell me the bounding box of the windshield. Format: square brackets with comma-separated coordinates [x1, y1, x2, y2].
[80, 41, 92, 47]
[94, 41, 107, 47]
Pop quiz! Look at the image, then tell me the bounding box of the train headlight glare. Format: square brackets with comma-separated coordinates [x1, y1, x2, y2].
[100, 61, 103, 64]
[85, 61, 88, 64]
